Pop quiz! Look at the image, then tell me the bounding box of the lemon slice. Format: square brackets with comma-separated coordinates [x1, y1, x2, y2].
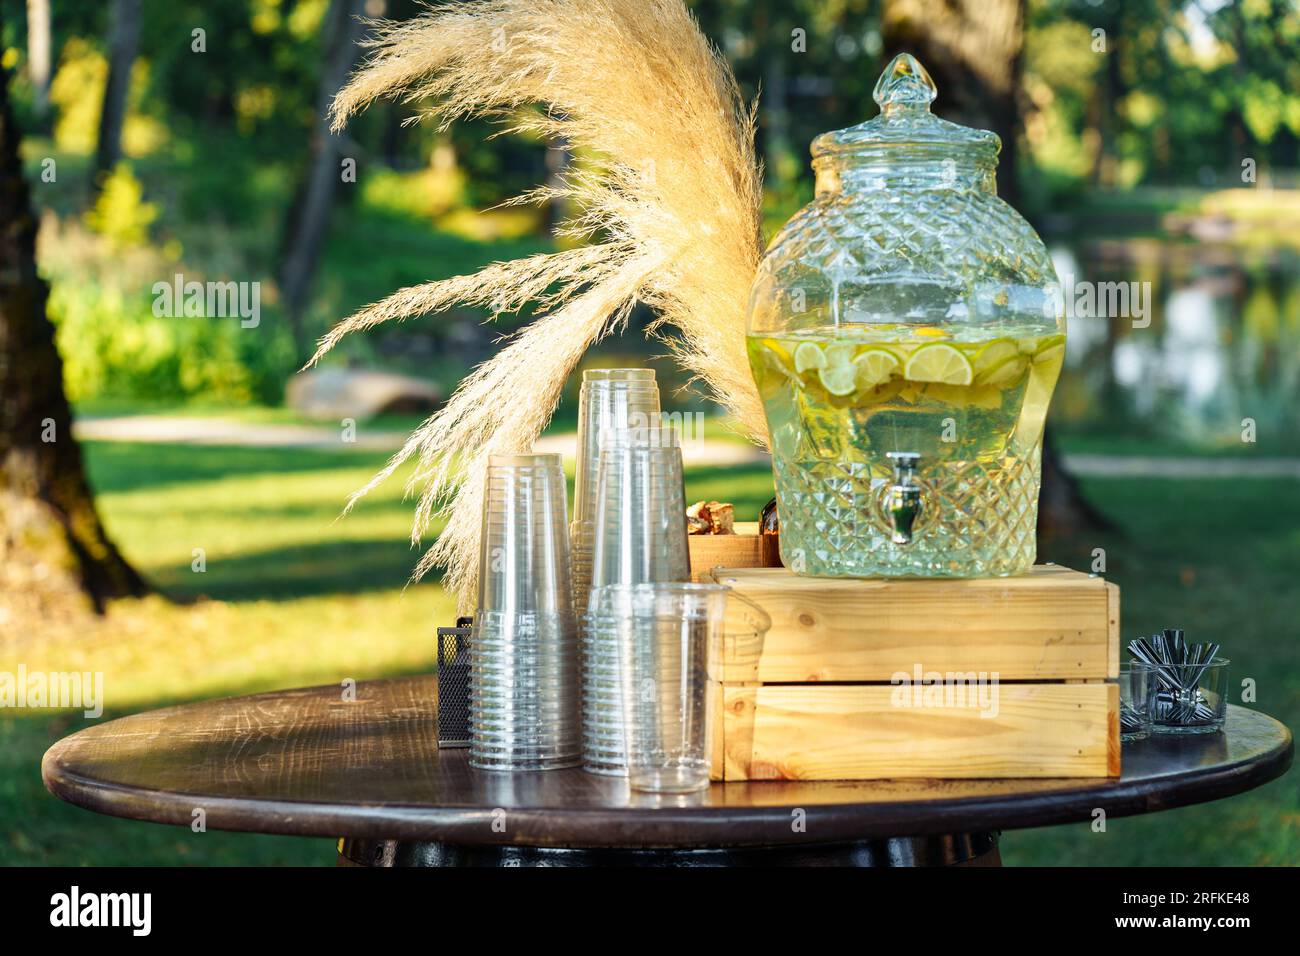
[818, 363, 858, 396]
[903, 342, 974, 385]
[977, 353, 1029, 387]
[972, 339, 1018, 376]
[1033, 335, 1066, 366]
[967, 385, 1005, 410]
[1034, 343, 1065, 367]
[852, 348, 902, 390]
[793, 341, 826, 373]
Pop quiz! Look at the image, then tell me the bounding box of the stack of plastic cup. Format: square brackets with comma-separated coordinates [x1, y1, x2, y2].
[570, 369, 661, 646]
[588, 583, 771, 793]
[582, 424, 690, 775]
[469, 453, 581, 771]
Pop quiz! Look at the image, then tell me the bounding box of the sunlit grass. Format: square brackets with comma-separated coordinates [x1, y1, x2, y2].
[3, 442, 455, 714]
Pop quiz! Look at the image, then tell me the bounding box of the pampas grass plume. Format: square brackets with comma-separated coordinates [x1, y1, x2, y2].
[309, 0, 766, 610]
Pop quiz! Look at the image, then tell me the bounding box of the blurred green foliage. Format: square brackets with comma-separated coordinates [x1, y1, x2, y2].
[50, 278, 296, 404]
[82, 163, 157, 246]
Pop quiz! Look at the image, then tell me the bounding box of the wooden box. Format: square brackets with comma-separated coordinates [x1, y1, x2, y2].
[687, 523, 781, 582]
[708, 565, 1120, 781]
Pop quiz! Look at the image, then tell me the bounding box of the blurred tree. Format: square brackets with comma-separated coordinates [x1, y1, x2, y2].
[279, 0, 368, 350]
[1207, 0, 1300, 177]
[0, 63, 147, 616]
[93, 0, 139, 185]
[882, 0, 1108, 541]
[882, 0, 1023, 204]
[25, 0, 50, 124]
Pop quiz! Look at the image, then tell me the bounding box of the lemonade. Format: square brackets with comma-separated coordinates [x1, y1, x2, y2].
[748, 327, 1065, 577]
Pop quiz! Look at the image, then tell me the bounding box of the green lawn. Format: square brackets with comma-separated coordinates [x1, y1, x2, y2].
[1, 438, 1295, 865]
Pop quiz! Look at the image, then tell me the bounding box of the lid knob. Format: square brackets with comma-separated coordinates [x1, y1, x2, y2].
[873, 53, 937, 113]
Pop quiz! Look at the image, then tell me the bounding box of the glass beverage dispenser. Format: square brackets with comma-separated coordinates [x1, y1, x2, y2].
[747, 54, 1065, 578]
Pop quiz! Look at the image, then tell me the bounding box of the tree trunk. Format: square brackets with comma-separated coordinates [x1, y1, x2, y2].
[543, 135, 571, 235]
[1, 64, 147, 620]
[1087, 6, 1123, 188]
[93, 0, 140, 184]
[881, 0, 1109, 546]
[26, 0, 51, 124]
[881, 0, 1024, 206]
[278, 0, 368, 351]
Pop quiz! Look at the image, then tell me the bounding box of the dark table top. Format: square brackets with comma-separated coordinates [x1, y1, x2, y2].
[43, 676, 1292, 848]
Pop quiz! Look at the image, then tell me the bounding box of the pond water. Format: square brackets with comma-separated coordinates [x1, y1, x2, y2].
[1049, 238, 1300, 454]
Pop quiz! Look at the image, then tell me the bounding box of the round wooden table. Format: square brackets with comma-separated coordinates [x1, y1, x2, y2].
[42, 676, 1292, 866]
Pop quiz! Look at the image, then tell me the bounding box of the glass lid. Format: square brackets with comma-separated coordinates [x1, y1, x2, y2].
[810, 53, 1000, 163]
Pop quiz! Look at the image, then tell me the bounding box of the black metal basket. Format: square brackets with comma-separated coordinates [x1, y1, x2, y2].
[436, 616, 473, 748]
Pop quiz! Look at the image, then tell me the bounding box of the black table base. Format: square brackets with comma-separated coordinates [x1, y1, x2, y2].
[337, 832, 1001, 867]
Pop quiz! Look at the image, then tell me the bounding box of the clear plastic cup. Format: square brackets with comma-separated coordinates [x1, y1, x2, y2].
[579, 425, 691, 775]
[586, 581, 769, 787]
[571, 371, 661, 653]
[470, 454, 580, 771]
[589, 426, 689, 590]
[574, 374, 665, 717]
[572, 369, 662, 529]
[590, 583, 728, 793]
[477, 455, 572, 618]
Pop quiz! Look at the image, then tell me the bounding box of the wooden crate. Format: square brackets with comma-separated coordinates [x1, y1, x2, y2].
[708, 565, 1120, 781]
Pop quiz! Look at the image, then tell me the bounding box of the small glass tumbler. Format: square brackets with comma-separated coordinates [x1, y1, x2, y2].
[593, 583, 726, 793]
[1153, 657, 1230, 735]
[1116, 663, 1156, 742]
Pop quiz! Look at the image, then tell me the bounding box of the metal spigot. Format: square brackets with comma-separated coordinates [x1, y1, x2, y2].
[885, 452, 923, 545]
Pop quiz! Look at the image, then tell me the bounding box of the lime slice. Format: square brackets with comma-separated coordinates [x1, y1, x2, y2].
[824, 343, 857, 366]
[903, 342, 974, 385]
[852, 348, 902, 390]
[793, 341, 826, 373]
[977, 353, 1029, 387]
[972, 339, 1018, 376]
[818, 363, 858, 396]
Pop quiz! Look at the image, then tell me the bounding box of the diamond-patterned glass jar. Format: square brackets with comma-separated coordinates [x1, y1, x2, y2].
[746, 53, 1065, 578]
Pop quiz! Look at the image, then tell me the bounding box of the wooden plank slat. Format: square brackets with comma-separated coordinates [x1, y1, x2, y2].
[1106, 581, 1121, 678]
[725, 682, 1117, 781]
[711, 565, 1114, 682]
